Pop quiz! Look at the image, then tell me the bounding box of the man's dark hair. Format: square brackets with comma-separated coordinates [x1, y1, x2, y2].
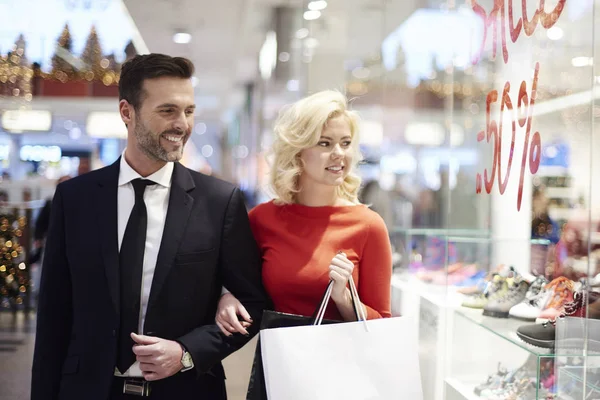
[119, 53, 195, 110]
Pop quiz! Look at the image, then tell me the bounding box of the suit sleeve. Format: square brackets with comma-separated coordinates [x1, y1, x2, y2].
[359, 214, 392, 319]
[31, 186, 72, 400]
[177, 188, 267, 376]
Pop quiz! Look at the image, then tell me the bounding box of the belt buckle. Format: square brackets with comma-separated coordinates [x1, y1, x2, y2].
[123, 378, 151, 397]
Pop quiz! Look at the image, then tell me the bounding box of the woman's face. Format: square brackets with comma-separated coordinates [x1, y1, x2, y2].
[298, 116, 354, 190]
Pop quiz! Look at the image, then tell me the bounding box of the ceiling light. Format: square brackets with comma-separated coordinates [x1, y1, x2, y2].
[195, 122, 207, 135]
[2, 110, 52, 132]
[87, 112, 127, 139]
[69, 127, 82, 140]
[572, 56, 593, 67]
[173, 32, 192, 44]
[278, 52, 290, 62]
[547, 26, 563, 40]
[303, 10, 321, 20]
[286, 80, 300, 92]
[201, 145, 213, 158]
[259, 31, 277, 80]
[296, 28, 309, 39]
[308, 1, 327, 11]
[20, 145, 62, 163]
[304, 37, 319, 48]
[405, 122, 445, 146]
[450, 124, 465, 147]
[359, 120, 383, 146]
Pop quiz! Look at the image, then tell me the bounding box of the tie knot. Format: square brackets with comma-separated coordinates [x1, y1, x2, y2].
[131, 178, 156, 199]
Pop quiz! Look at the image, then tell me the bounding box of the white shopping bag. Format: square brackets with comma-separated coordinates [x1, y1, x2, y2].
[260, 279, 423, 400]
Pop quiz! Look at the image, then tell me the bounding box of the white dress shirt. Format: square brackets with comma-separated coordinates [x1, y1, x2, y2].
[115, 154, 173, 377]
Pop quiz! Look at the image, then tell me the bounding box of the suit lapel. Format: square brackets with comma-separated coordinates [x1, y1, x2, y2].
[147, 163, 195, 311]
[96, 159, 121, 316]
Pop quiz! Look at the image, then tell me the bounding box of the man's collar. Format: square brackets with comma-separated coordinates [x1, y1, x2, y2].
[118, 151, 173, 188]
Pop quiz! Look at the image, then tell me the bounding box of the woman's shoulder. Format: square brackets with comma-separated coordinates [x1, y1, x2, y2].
[353, 204, 388, 231]
[248, 199, 279, 221]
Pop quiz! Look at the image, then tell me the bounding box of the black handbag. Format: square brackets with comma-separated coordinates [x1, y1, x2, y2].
[246, 281, 360, 400]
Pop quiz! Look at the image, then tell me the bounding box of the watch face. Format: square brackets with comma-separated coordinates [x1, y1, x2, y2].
[182, 352, 193, 367]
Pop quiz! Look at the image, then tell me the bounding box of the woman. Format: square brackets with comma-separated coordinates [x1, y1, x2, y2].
[215, 90, 392, 336]
[531, 187, 560, 245]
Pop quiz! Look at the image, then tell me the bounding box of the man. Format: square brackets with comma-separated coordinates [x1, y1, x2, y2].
[33, 175, 72, 250]
[31, 54, 267, 400]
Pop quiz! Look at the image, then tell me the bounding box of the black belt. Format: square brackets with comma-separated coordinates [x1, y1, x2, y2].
[115, 377, 151, 397]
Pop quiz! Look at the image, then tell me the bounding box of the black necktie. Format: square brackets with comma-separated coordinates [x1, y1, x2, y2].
[117, 178, 156, 373]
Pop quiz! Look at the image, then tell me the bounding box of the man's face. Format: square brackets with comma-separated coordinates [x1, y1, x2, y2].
[131, 77, 195, 162]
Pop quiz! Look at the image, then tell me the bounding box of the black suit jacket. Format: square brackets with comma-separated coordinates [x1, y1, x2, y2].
[31, 160, 267, 400]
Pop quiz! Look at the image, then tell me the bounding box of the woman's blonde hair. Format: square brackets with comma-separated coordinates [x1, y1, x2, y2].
[269, 90, 362, 205]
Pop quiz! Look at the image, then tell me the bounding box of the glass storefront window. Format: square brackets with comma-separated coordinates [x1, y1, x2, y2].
[253, 0, 600, 398]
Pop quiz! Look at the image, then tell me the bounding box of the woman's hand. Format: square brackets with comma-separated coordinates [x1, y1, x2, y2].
[215, 293, 252, 336]
[329, 252, 355, 304]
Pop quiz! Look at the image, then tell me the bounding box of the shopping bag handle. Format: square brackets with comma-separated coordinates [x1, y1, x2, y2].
[312, 277, 367, 327]
[310, 280, 335, 324]
[349, 276, 367, 322]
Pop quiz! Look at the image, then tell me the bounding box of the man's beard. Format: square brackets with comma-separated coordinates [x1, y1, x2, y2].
[134, 117, 185, 162]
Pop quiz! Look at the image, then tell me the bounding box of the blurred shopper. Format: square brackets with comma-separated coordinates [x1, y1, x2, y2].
[29, 175, 72, 303]
[32, 53, 267, 400]
[77, 156, 92, 176]
[33, 175, 72, 253]
[531, 186, 560, 244]
[213, 90, 392, 399]
[359, 179, 394, 228]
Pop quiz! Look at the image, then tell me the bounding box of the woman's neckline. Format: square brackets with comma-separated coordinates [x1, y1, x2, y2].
[280, 201, 364, 218]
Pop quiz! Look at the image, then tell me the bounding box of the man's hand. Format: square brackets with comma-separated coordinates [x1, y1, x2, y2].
[131, 333, 184, 381]
[216, 293, 252, 336]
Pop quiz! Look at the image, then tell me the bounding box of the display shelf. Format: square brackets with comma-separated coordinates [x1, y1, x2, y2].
[390, 227, 491, 236]
[392, 272, 461, 400]
[556, 366, 600, 400]
[455, 308, 553, 357]
[393, 273, 464, 309]
[444, 378, 480, 400]
[560, 367, 600, 392]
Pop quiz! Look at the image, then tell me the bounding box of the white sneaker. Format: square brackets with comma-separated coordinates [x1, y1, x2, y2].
[509, 290, 552, 320]
[508, 276, 550, 321]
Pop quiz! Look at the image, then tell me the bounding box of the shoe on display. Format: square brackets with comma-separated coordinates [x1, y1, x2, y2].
[518, 290, 600, 351]
[535, 277, 575, 323]
[457, 270, 495, 295]
[516, 322, 556, 348]
[483, 276, 530, 318]
[473, 363, 507, 396]
[509, 276, 550, 320]
[415, 262, 463, 282]
[461, 274, 504, 309]
[461, 292, 489, 309]
[454, 269, 487, 288]
[457, 264, 513, 295]
[431, 263, 478, 285]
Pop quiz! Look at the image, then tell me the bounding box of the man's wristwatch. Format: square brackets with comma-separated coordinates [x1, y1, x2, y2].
[179, 344, 194, 372]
